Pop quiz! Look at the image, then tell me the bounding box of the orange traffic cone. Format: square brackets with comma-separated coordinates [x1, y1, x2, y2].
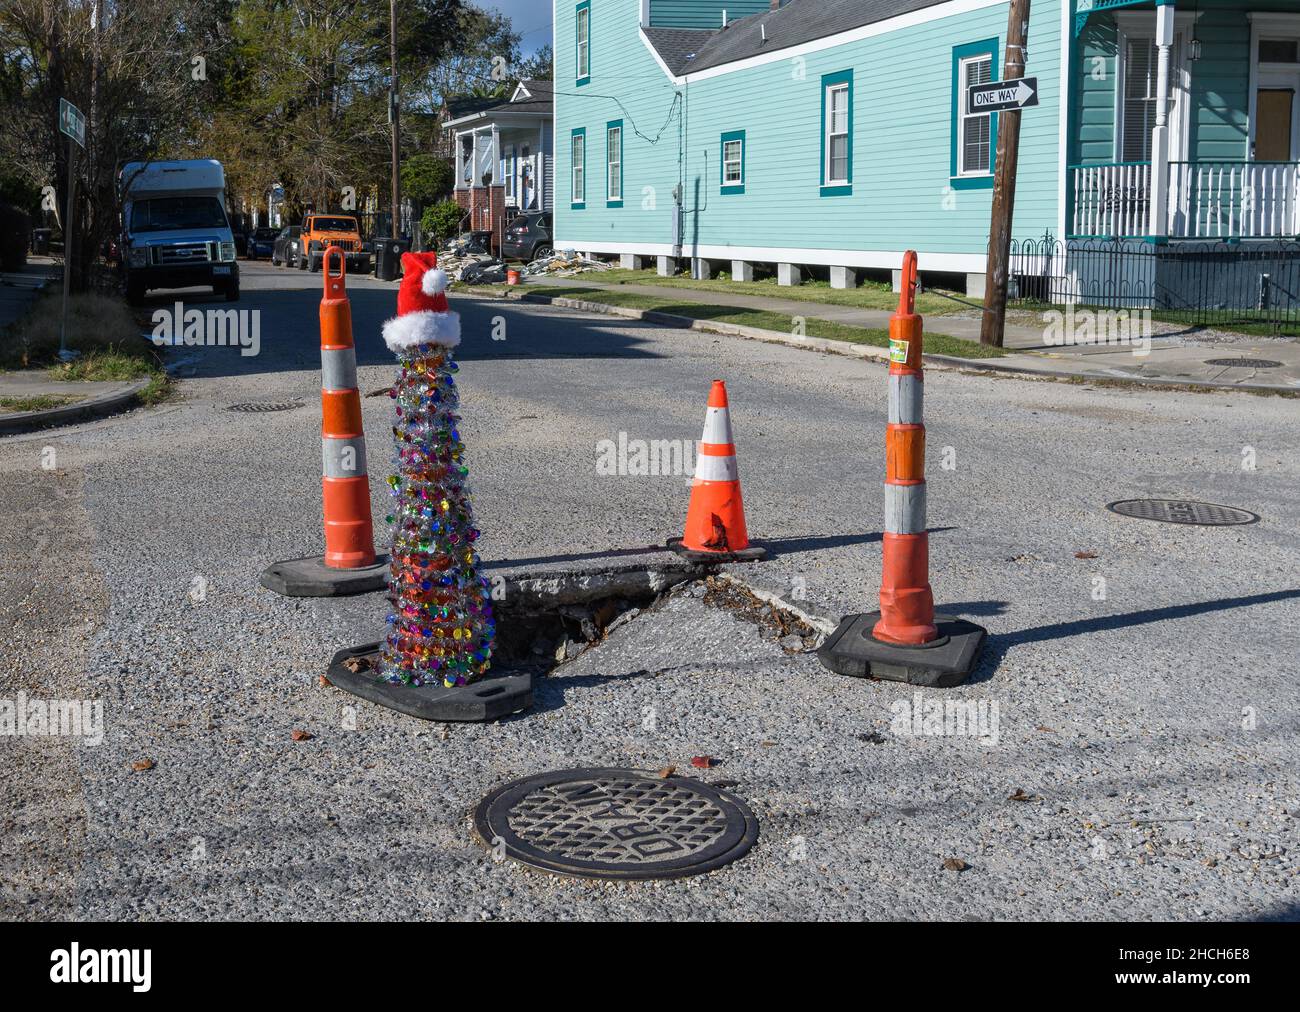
[668, 381, 767, 563]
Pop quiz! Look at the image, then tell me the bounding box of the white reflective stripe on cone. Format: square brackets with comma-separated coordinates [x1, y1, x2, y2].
[883, 482, 927, 535]
[701, 406, 734, 446]
[322, 435, 368, 478]
[888, 373, 923, 425]
[694, 453, 739, 483]
[320, 348, 358, 392]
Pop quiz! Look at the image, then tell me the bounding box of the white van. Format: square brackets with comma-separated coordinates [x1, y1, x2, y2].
[119, 160, 239, 303]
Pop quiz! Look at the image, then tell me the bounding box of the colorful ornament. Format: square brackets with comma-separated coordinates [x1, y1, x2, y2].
[378, 251, 494, 689]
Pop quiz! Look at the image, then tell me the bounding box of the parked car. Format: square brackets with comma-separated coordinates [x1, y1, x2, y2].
[247, 227, 278, 260]
[300, 213, 370, 274]
[271, 225, 303, 267]
[501, 211, 552, 262]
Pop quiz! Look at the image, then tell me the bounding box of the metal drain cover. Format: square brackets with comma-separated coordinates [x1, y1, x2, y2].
[474, 768, 758, 880]
[1107, 499, 1259, 526]
[226, 400, 305, 413]
[1205, 358, 1283, 369]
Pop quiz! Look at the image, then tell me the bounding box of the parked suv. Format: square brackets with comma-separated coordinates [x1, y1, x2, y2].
[300, 214, 370, 274]
[501, 211, 552, 263]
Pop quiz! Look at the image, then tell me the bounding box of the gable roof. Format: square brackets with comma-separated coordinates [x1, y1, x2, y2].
[644, 0, 951, 76]
[442, 79, 553, 130]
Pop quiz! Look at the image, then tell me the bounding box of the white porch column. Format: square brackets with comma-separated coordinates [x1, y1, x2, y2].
[454, 131, 465, 193]
[1148, 0, 1176, 237]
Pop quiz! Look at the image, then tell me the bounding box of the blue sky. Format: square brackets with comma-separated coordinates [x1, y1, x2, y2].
[477, 1, 554, 57]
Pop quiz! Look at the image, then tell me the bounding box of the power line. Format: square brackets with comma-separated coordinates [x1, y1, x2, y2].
[551, 89, 682, 146]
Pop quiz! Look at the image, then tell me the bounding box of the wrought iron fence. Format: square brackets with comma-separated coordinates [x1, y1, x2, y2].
[1005, 237, 1300, 334]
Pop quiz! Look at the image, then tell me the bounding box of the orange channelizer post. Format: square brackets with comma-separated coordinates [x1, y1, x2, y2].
[319, 247, 377, 569]
[873, 250, 937, 646]
[816, 251, 987, 687]
[258, 248, 388, 596]
[668, 380, 767, 563]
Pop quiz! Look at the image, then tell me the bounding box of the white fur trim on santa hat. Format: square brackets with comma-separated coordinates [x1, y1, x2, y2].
[382, 309, 461, 352]
[421, 268, 449, 296]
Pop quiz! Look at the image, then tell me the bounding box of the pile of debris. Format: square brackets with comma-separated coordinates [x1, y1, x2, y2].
[435, 239, 618, 286]
[435, 233, 501, 283]
[522, 252, 615, 277]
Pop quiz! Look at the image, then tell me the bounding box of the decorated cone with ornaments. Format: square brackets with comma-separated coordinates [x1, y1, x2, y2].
[326, 251, 532, 721]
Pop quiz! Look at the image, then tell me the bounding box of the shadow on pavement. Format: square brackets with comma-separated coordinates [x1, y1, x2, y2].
[969, 588, 1300, 683]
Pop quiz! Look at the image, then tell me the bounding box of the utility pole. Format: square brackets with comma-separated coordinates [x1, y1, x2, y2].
[979, 0, 1031, 347]
[389, 0, 401, 240]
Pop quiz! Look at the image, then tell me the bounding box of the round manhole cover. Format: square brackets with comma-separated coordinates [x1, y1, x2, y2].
[226, 400, 305, 413]
[474, 768, 758, 880]
[1205, 358, 1283, 369]
[1107, 499, 1259, 526]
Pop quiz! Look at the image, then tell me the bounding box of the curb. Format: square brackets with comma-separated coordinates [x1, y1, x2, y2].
[458, 286, 1298, 396]
[0, 377, 152, 436]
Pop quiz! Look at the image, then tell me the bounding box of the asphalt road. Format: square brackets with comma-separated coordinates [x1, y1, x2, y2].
[2, 258, 1298, 921]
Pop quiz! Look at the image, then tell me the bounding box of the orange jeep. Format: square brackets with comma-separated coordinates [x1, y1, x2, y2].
[300, 213, 371, 274]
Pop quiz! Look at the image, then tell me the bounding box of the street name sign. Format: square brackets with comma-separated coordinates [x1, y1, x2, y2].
[59, 98, 86, 148]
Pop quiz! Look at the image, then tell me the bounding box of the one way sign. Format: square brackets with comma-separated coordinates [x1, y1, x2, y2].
[967, 77, 1039, 115]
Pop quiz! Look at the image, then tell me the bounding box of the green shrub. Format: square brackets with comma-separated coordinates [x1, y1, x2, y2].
[421, 200, 464, 243]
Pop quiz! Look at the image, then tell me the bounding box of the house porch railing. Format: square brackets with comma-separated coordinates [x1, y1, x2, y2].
[1070, 161, 1300, 240]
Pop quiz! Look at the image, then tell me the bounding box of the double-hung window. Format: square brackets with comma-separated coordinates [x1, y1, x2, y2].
[571, 128, 586, 208]
[576, 2, 591, 85]
[821, 71, 853, 195]
[721, 130, 745, 194]
[1121, 35, 1159, 161]
[606, 121, 623, 206]
[951, 40, 998, 188]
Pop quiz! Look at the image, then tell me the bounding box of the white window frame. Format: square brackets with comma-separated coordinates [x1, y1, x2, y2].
[723, 139, 744, 186]
[957, 53, 994, 176]
[607, 125, 622, 201]
[824, 82, 850, 186]
[504, 145, 516, 200]
[572, 133, 585, 205]
[576, 7, 590, 82]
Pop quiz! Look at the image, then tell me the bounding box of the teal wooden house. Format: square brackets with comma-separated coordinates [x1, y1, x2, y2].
[552, 0, 1300, 303]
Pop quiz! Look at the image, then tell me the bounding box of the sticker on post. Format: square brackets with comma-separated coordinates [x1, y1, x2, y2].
[889, 339, 910, 364]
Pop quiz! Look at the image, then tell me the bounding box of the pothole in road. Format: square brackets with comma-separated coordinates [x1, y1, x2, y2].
[491, 566, 823, 672]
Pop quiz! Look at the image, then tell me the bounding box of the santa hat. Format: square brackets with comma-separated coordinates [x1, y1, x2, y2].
[382, 251, 461, 352]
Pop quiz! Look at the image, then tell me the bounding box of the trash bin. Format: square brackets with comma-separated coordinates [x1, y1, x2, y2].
[31, 228, 52, 255]
[374, 237, 411, 281]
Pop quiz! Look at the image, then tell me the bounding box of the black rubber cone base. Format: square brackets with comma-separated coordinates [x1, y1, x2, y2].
[817, 611, 987, 688]
[327, 642, 532, 722]
[666, 537, 768, 564]
[260, 554, 390, 597]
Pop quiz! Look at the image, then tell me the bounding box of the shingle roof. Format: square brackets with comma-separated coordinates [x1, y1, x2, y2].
[506, 79, 553, 115]
[646, 0, 950, 76]
[642, 28, 718, 75]
[443, 95, 500, 121]
[442, 80, 553, 129]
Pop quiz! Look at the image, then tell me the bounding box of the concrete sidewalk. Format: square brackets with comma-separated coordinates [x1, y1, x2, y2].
[524, 274, 1300, 392]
